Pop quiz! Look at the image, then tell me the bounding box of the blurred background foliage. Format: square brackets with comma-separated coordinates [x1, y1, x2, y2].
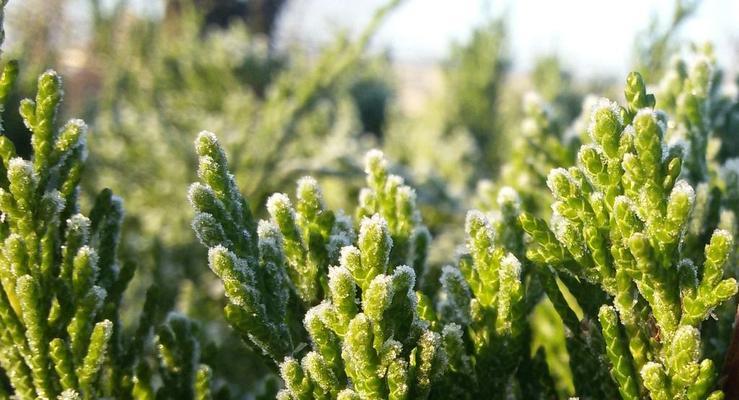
[0, 0, 736, 397]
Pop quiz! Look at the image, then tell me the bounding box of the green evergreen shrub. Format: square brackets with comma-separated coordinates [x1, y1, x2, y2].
[0, 0, 738, 399]
[190, 66, 739, 399]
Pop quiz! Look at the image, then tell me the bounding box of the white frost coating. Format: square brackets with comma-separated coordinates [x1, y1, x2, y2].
[387, 174, 405, 188]
[381, 339, 403, 362]
[616, 194, 647, 227]
[439, 265, 462, 278]
[90, 285, 108, 304]
[640, 361, 664, 381]
[301, 350, 320, 371]
[58, 389, 81, 400]
[393, 265, 417, 290]
[614, 195, 635, 211]
[303, 301, 332, 326]
[67, 118, 87, 130]
[364, 149, 386, 174]
[497, 186, 521, 210]
[198, 155, 218, 173]
[441, 322, 463, 340]
[208, 245, 230, 269]
[196, 130, 219, 145]
[589, 191, 605, 207]
[8, 157, 34, 176]
[42, 69, 62, 81]
[396, 185, 416, 203]
[670, 179, 696, 206]
[549, 210, 569, 244]
[266, 193, 292, 216]
[633, 108, 662, 132]
[257, 219, 282, 249]
[465, 210, 494, 246]
[257, 219, 278, 238]
[328, 265, 355, 290]
[56, 119, 88, 155]
[358, 214, 392, 248]
[672, 325, 701, 357]
[187, 182, 209, 205]
[296, 176, 321, 198]
[452, 244, 469, 260]
[587, 97, 623, 141]
[500, 253, 522, 280]
[77, 245, 100, 268]
[64, 118, 88, 138]
[348, 315, 389, 379]
[622, 124, 636, 139]
[44, 190, 66, 214]
[465, 209, 488, 232]
[279, 356, 298, 381]
[654, 110, 669, 134]
[339, 245, 361, 266]
[97, 318, 114, 338]
[66, 213, 91, 235]
[577, 143, 600, 161]
[331, 213, 355, 244]
[440, 265, 471, 298]
[333, 211, 353, 232]
[358, 187, 374, 206]
[418, 330, 446, 380]
[546, 168, 571, 195]
[712, 229, 733, 245]
[368, 273, 393, 294]
[440, 264, 463, 282]
[364, 274, 394, 321]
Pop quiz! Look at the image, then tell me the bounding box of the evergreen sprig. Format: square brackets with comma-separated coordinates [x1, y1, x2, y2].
[0, 23, 160, 399]
[278, 217, 445, 400]
[190, 134, 448, 399]
[521, 72, 737, 399]
[189, 131, 299, 363]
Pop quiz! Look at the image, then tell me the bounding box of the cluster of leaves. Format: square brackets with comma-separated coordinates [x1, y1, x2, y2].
[190, 63, 739, 399]
[0, 4, 230, 398]
[521, 72, 738, 400]
[430, 190, 551, 398]
[0, 27, 137, 397]
[2, 0, 739, 398]
[190, 133, 447, 398]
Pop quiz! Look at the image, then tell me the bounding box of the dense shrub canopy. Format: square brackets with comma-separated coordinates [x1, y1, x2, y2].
[0, 0, 737, 399]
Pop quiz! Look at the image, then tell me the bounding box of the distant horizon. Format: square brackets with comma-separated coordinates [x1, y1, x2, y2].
[276, 0, 738, 80]
[5, 0, 738, 82]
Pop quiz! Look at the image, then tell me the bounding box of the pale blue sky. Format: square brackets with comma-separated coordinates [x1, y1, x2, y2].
[7, 0, 737, 79]
[277, 0, 738, 78]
